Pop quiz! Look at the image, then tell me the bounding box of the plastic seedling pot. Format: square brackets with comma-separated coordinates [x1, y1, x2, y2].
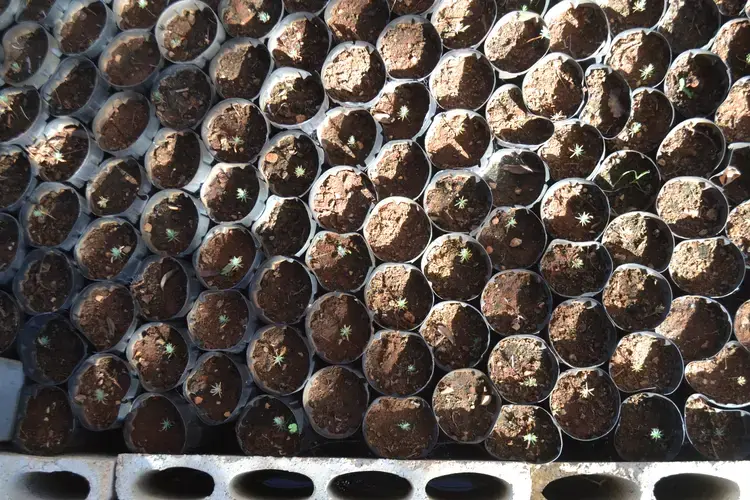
[218, 0, 283, 40]
[192, 224, 263, 291]
[140, 189, 210, 258]
[376, 15, 444, 82]
[201, 163, 269, 225]
[613, 392, 684, 461]
[485, 11, 549, 79]
[304, 231, 375, 293]
[200, 98, 270, 163]
[420, 233, 492, 302]
[368, 140, 432, 201]
[246, 324, 315, 397]
[271, 10, 331, 59]
[236, 394, 308, 456]
[669, 237, 746, 299]
[13, 384, 77, 455]
[363, 262, 436, 331]
[93, 91, 160, 157]
[30, 117, 103, 188]
[422, 169, 492, 234]
[144, 128, 213, 193]
[13, 249, 83, 315]
[253, 195, 317, 258]
[600, 211, 674, 273]
[124, 391, 204, 454]
[2, 22, 61, 89]
[67, 353, 140, 431]
[656, 118, 726, 178]
[150, 64, 216, 130]
[308, 166, 376, 233]
[484, 405, 563, 463]
[362, 197, 432, 264]
[488, 334, 560, 405]
[17, 313, 87, 385]
[362, 395, 439, 459]
[589, 151, 662, 217]
[474, 206, 548, 271]
[54, 0, 118, 58]
[319, 41, 380, 108]
[487, 84, 555, 151]
[581, 66, 631, 139]
[248, 256, 318, 325]
[431, 0, 503, 48]
[602, 263, 673, 332]
[155, 0, 226, 67]
[86, 158, 152, 224]
[0, 145, 36, 212]
[543, 0, 611, 64]
[302, 365, 369, 439]
[183, 351, 256, 426]
[69, 281, 138, 353]
[480, 269, 554, 336]
[539, 239, 614, 299]
[21, 182, 91, 251]
[73, 217, 148, 283]
[315, 107, 383, 168]
[428, 49, 496, 112]
[131, 255, 201, 321]
[0, 358, 23, 440]
[41, 56, 110, 122]
[655, 176, 729, 240]
[126, 322, 198, 392]
[419, 301, 490, 372]
[609, 331, 684, 396]
[0, 86, 49, 147]
[0, 0, 22, 30]
[99, 30, 164, 91]
[0, 213, 26, 285]
[424, 109, 493, 169]
[522, 53, 586, 119]
[479, 148, 550, 208]
[684, 341, 750, 409]
[258, 130, 324, 197]
[540, 177, 611, 241]
[663, 50, 731, 118]
[604, 28, 673, 88]
[362, 330, 436, 397]
[548, 297, 617, 370]
[374, 80, 438, 141]
[186, 289, 256, 353]
[16, 0, 71, 28]
[684, 393, 750, 460]
[208, 37, 274, 101]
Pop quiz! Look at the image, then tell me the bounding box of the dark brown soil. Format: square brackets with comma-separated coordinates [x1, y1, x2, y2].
[188, 290, 249, 350]
[31, 316, 84, 384]
[370, 82, 431, 141]
[308, 293, 371, 364]
[305, 366, 368, 437]
[369, 141, 430, 200]
[600, 0, 664, 35]
[610, 333, 682, 393]
[16, 386, 73, 455]
[255, 198, 311, 257]
[593, 151, 660, 215]
[538, 121, 603, 181]
[261, 134, 318, 197]
[47, 59, 96, 116]
[202, 164, 260, 223]
[656, 178, 726, 238]
[431, 53, 494, 110]
[433, 370, 498, 442]
[130, 257, 188, 320]
[685, 395, 748, 460]
[481, 270, 552, 334]
[0, 89, 40, 143]
[540, 242, 611, 297]
[255, 259, 313, 324]
[364, 199, 431, 262]
[0, 292, 21, 353]
[425, 112, 491, 169]
[364, 331, 432, 396]
[735, 301, 750, 349]
[127, 394, 185, 453]
[148, 131, 202, 189]
[540, 181, 609, 241]
[73, 356, 132, 430]
[485, 85, 555, 146]
[197, 226, 257, 290]
[29, 124, 89, 183]
[142, 191, 198, 256]
[19, 252, 73, 314]
[580, 68, 630, 138]
[307, 232, 373, 292]
[97, 96, 150, 153]
[0, 217, 19, 272]
[607, 30, 671, 89]
[27, 187, 79, 248]
[236, 396, 301, 456]
[322, 44, 385, 104]
[4, 25, 47, 84]
[75, 284, 135, 351]
[118, 0, 168, 30]
[484, 12, 548, 75]
[249, 326, 311, 394]
[727, 202, 750, 260]
[17, 0, 55, 22]
[657, 0, 719, 54]
[424, 172, 491, 233]
[665, 54, 729, 119]
[477, 207, 546, 270]
[363, 396, 436, 459]
[326, 0, 390, 45]
[152, 67, 212, 130]
[0, 149, 30, 208]
[186, 354, 243, 423]
[59, 1, 107, 54]
[522, 55, 583, 119]
[670, 238, 744, 297]
[365, 264, 433, 330]
[89, 158, 143, 217]
[318, 109, 378, 167]
[549, 369, 619, 440]
[602, 212, 672, 270]
[213, 42, 272, 99]
[485, 405, 561, 463]
[77, 220, 138, 280]
[272, 16, 330, 73]
[602, 266, 670, 331]
[711, 146, 750, 205]
[264, 72, 325, 126]
[221, 0, 282, 38]
[161, 6, 217, 61]
[657, 296, 731, 363]
[488, 336, 557, 404]
[420, 302, 488, 371]
[379, 19, 442, 79]
[547, 3, 608, 59]
[131, 323, 189, 391]
[614, 393, 683, 460]
[432, 0, 495, 49]
[311, 168, 375, 233]
[423, 237, 489, 301]
[712, 20, 750, 83]
[716, 79, 750, 144]
[686, 343, 750, 406]
[549, 299, 614, 368]
[101, 34, 161, 87]
[205, 101, 268, 163]
[609, 89, 673, 154]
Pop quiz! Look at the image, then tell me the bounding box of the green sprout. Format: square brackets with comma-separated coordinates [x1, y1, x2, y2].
[407, 364, 417, 373]
[52, 151, 64, 163]
[160, 419, 173, 431]
[94, 389, 107, 404]
[629, 121, 643, 137]
[521, 4, 528, 10]
[97, 197, 109, 209]
[169, 38, 181, 49]
[523, 433, 538, 448]
[396, 297, 408, 310]
[210, 382, 222, 397]
[110, 246, 126, 262]
[571, 258, 584, 269]
[273, 416, 286, 430]
[236, 188, 249, 202]
[166, 229, 179, 242]
[650, 428, 663, 440]
[569, 144, 584, 158]
[37, 335, 50, 347]
[745, 53, 750, 66]
[230, 136, 244, 150]
[398, 105, 409, 121]
[632, 360, 644, 372]
[506, 217, 517, 229]
[340, 325, 352, 341]
[459, 247, 472, 263]
[221, 256, 244, 276]
[521, 377, 537, 387]
[633, 0, 646, 11]
[347, 135, 356, 147]
[337, 245, 351, 257]
[294, 166, 306, 178]
[575, 212, 593, 226]
[678, 77, 695, 99]
[738, 376, 747, 386]
[454, 197, 468, 209]
[540, 26, 551, 39]
[287, 423, 298, 434]
[10, 62, 20, 72]
[218, 314, 230, 327]
[580, 382, 595, 399]
[640, 64, 655, 81]
[152, 91, 162, 103]
[273, 354, 285, 366]
[137, 0, 148, 7]
[0, 95, 8, 106]
[397, 421, 412, 431]
[163, 343, 176, 358]
[258, 11, 270, 22]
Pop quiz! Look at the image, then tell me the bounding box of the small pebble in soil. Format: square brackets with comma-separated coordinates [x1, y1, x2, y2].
[602, 265, 671, 331]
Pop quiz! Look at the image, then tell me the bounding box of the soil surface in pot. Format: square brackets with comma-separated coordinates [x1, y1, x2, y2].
[19, 253, 73, 313]
[16, 387, 73, 455]
[148, 131, 202, 189]
[424, 172, 491, 233]
[738, 301, 750, 349]
[363, 331, 432, 396]
[0, 218, 19, 271]
[364, 199, 430, 262]
[546, 3, 608, 59]
[322, 44, 385, 104]
[101, 34, 161, 87]
[656, 178, 726, 239]
[196, 227, 257, 290]
[264, 73, 325, 126]
[308, 293, 371, 364]
[261, 134, 318, 197]
[47, 61, 96, 117]
[365, 265, 433, 330]
[186, 354, 243, 423]
[254, 198, 311, 256]
[609, 334, 682, 393]
[127, 395, 185, 453]
[541, 181, 609, 241]
[32, 317, 84, 383]
[0, 89, 40, 143]
[671, 238, 743, 297]
[4, 25, 48, 84]
[153, 68, 212, 130]
[59, 1, 107, 54]
[657, 0, 718, 54]
[370, 82, 431, 141]
[0, 292, 21, 353]
[254, 260, 312, 324]
[607, 30, 670, 89]
[326, 0, 389, 44]
[77, 220, 138, 280]
[484, 12, 548, 75]
[76, 285, 135, 351]
[713, 20, 750, 82]
[162, 6, 217, 61]
[0, 150, 31, 208]
[369, 141, 430, 200]
[549, 299, 614, 368]
[431, 53, 494, 110]
[538, 122, 603, 181]
[485, 405, 561, 463]
[593, 152, 660, 216]
[614, 393, 682, 460]
[202, 165, 260, 223]
[26, 187, 79, 247]
[727, 202, 750, 260]
[420, 302, 488, 371]
[250, 326, 311, 395]
[305, 366, 368, 437]
[685, 395, 748, 460]
[319, 110, 378, 167]
[89, 158, 143, 218]
[236, 396, 301, 456]
[610, 90, 673, 154]
[18, 0, 56, 23]
[601, 0, 664, 35]
[477, 207, 546, 270]
[379, 20, 441, 79]
[142, 191, 198, 256]
[205, 101, 267, 163]
[130, 258, 188, 320]
[118, 0, 169, 29]
[539, 241, 611, 297]
[188, 291, 249, 350]
[549, 370, 619, 440]
[131, 323, 189, 390]
[481, 271, 551, 334]
[601, 213, 671, 271]
[221, 0, 282, 38]
[685, 344, 750, 406]
[433, 370, 498, 442]
[579, 68, 630, 138]
[97, 97, 150, 153]
[432, 0, 495, 49]
[523, 56, 583, 119]
[426, 112, 491, 169]
[423, 237, 489, 300]
[664, 54, 729, 119]
[272, 16, 329, 73]
[364, 396, 436, 458]
[657, 122, 724, 180]
[73, 356, 132, 429]
[213, 42, 271, 100]
[486, 149, 548, 207]
[716, 80, 750, 144]
[307, 232, 372, 292]
[486, 85, 555, 146]
[488, 336, 557, 404]
[657, 296, 730, 363]
[602, 266, 670, 331]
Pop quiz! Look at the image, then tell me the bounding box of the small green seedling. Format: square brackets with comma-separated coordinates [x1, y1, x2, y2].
[166, 229, 179, 242]
[745, 53, 750, 66]
[522, 377, 537, 387]
[258, 11, 271, 22]
[169, 38, 181, 49]
[337, 245, 351, 257]
[97, 197, 109, 208]
[397, 421, 412, 431]
[110, 246, 126, 262]
[569, 144, 584, 158]
[571, 258, 584, 269]
[347, 135, 356, 147]
[506, 217, 517, 229]
[575, 212, 593, 226]
[273, 354, 285, 366]
[221, 256, 244, 276]
[160, 419, 173, 431]
[523, 433, 538, 448]
[37, 335, 50, 347]
[138, 0, 148, 7]
[273, 416, 286, 430]
[678, 77, 695, 99]
[540, 26, 551, 39]
[632, 360, 644, 372]
[236, 188, 249, 202]
[633, 0, 646, 11]
[294, 166, 306, 178]
[650, 428, 663, 440]
[230, 136, 244, 149]
[287, 423, 298, 434]
[629, 121, 643, 137]
[396, 298, 408, 310]
[459, 247, 472, 263]
[398, 106, 409, 121]
[340, 325, 351, 341]
[580, 382, 595, 398]
[152, 91, 163, 103]
[163, 343, 176, 358]
[10, 62, 20, 72]
[738, 376, 747, 386]
[218, 314, 230, 327]
[454, 197, 468, 209]
[639, 64, 655, 81]
[407, 364, 417, 373]
[52, 151, 64, 163]
[94, 389, 107, 404]
[210, 382, 222, 397]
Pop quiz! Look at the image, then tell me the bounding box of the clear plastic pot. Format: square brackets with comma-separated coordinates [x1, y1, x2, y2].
[13, 249, 83, 315]
[258, 130, 324, 198]
[319, 41, 380, 108]
[186, 289, 256, 353]
[248, 256, 318, 325]
[112, 0, 164, 30]
[302, 365, 369, 439]
[0, 86, 49, 147]
[140, 189, 210, 258]
[663, 49, 731, 118]
[93, 91, 160, 157]
[73, 217, 148, 282]
[123, 391, 204, 454]
[363, 262, 435, 331]
[86, 158, 152, 224]
[218, 0, 283, 40]
[54, 0, 117, 58]
[362, 329, 436, 397]
[420, 233, 492, 301]
[539, 178, 611, 241]
[41, 56, 109, 122]
[539, 239, 614, 299]
[428, 49, 496, 111]
[21, 182, 91, 251]
[69, 281, 138, 353]
[308, 166, 376, 233]
[588, 150, 661, 217]
[373, 80, 438, 141]
[126, 322, 198, 392]
[602, 263, 673, 332]
[235, 394, 307, 456]
[200, 98, 270, 163]
[479, 148, 550, 209]
[655, 118, 726, 179]
[150, 64, 215, 130]
[419, 301, 489, 372]
[684, 340, 750, 409]
[362, 197, 432, 264]
[98, 30, 163, 91]
[613, 392, 684, 461]
[580, 64, 631, 139]
[609, 331, 684, 396]
[669, 237, 746, 299]
[131, 255, 201, 321]
[246, 324, 315, 397]
[485, 11, 549, 79]
[522, 53, 586, 119]
[543, 0, 610, 63]
[655, 176, 729, 240]
[2, 22, 61, 89]
[316, 107, 384, 168]
[0, 213, 25, 285]
[548, 297, 617, 369]
[424, 108, 493, 170]
[362, 395, 439, 459]
[67, 353, 140, 431]
[17, 313, 87, 384]
[261, 68, 330, 135]
[432, 368, 500, 444]
[201, 163, 269, 225]
[252, 195, 316, 258]
[193, 224, 263, 290]
[480, 269, 554, 336]
[484, 405, 563, 463]
[208, 37, 274, 101]
[155, 0, 226, 66]
[13, 384, 76, 455]
[144, 128, 212, 193]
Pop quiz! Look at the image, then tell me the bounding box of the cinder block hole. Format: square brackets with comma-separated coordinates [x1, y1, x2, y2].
[231, 470, 314, 499]
[328, 471, 412, 499]
[425, 473, 510, 500]
[18, 471, 90, 499]
[542, 474, 639, 500]
[653, 474, 739, 500]
[137, 467, 214, 499]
